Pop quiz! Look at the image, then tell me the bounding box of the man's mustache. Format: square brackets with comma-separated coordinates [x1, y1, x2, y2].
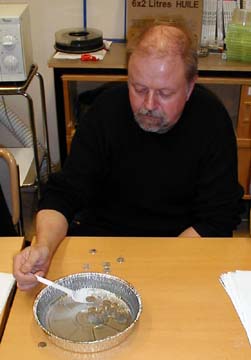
[137, 108, 164, 118]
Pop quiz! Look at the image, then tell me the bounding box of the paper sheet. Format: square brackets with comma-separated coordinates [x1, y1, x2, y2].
[220, 270, 251, 345]
[0, 272, 15, 315]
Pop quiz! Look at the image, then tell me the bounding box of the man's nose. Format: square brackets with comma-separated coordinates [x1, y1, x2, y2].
[143, 91, 156, 110]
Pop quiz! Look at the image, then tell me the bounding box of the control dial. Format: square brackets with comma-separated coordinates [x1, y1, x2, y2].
[3, 55, 19, 71]
[2, 34, 16, 49]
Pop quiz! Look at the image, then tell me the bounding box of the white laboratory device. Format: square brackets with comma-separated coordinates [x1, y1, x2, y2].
[0, 3, 33, 82]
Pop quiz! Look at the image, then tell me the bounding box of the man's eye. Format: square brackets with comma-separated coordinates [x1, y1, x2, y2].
[158, 91, 171, 99]
[134, 87, 147, 94]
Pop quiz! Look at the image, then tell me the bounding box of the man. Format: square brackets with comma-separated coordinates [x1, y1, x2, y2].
[13, 23, 243, 290]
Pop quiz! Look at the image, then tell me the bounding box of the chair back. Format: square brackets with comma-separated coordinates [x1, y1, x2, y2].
[0, 148, 23, 235]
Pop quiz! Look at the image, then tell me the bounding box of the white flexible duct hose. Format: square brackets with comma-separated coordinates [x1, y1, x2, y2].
[0, 100, 34, 147]
[0, 100, 55, 181]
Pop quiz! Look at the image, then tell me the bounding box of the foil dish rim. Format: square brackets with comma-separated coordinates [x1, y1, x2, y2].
[33, 272, 142, 346]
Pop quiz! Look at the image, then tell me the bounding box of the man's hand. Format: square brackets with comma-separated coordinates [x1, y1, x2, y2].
[178, 226, 200, 237]
[13, 209, 69, 291]
[13, 244, 51, 291]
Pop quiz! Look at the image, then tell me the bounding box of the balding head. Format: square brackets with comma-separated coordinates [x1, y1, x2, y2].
[127, 23, 198, 82]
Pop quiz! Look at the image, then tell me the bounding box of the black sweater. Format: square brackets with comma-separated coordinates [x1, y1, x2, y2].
[39, 84, 243, 237]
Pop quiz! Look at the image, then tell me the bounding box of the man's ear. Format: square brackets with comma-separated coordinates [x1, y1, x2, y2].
[186, 75, 198, 101]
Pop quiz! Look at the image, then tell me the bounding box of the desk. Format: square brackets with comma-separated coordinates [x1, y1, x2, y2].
[1, 236, 251, 359]
[48, 44, 251, 198]
[0, 237, 24, 340]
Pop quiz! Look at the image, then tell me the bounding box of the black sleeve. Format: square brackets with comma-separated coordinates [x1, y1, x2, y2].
[191, 100, 244, 237]
[38, 95, 110, 224]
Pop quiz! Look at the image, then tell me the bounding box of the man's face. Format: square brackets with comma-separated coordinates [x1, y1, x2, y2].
[128, 53, 196, 134]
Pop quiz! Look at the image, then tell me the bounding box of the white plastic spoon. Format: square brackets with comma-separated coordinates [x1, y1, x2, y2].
[35, 274, 86, 303]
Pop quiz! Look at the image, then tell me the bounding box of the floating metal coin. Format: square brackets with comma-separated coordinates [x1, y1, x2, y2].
[38, 341, 47, 348]
[89, 248, 97, 255]
[86, 295, 97, 303]
[102, 261, 111, 267]
[102, 261, 111, 274]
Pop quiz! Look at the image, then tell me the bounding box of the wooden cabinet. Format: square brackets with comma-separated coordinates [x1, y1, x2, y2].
[237, 85, 251, 198]
[237, 85, 251, 139]
[48, 44, 251, 198]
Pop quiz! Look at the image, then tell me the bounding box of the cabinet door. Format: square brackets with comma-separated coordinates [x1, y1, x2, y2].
[237, 85, 251, 198]
[237, 139, 251, 199]
[203, 83, 251, 199]
[237, 85, 251, 139]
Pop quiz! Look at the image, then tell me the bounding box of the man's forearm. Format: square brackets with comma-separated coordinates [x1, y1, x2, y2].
[35, 209, 69, 255]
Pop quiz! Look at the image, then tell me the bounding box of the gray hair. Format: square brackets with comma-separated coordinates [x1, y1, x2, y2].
[127, 22, 198, 82]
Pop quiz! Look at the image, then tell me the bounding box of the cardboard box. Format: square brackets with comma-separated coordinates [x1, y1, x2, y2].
[127, 0, 203, 46]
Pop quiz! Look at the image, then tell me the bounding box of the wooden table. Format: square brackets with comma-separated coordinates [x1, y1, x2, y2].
[1, 236, 251, 359]
[0, 237, 24, 340]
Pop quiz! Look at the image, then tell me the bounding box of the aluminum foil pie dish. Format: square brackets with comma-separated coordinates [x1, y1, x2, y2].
[33, 272, 142, 353]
